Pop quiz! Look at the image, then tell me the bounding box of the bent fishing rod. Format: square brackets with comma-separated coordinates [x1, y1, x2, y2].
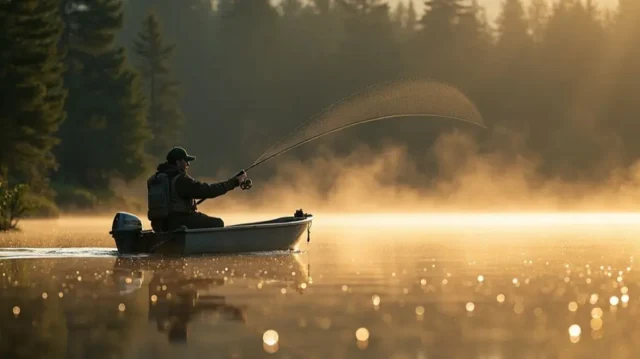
[196, 113, 486, 205]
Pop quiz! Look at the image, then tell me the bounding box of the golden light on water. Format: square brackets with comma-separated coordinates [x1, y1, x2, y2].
[569, 324, 581, 343]
[477, 275, 484, 283]
[621, 294, 630, 304]
[568, 302, 578, 312]
[497, 294, 505, 303]
[372, 295, 380, 306]
[591, 318, 603, 331]
[118, 303, 126, 312]
[591, 308, 603, 319]
[466, 302, 475, 312]
[610, 296, 619, 306]
[569, 324, 581, 336]
[415, 306, 425, 316]
[12, 306, 20, 316]
[590, 294, 599, 305]
[355, 328, 370, 341]
[621, 287, 629, 294]
[263, 330, 279, 346]
[320, 212, 640, 228]
[41, 292, 48, 299]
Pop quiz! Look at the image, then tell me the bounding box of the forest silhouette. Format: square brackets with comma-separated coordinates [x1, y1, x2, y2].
[1, 0, 639, 221]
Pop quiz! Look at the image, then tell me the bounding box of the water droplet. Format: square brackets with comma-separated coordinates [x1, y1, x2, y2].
[402, 288, 409, 294]
[355, 327, 369, 341]
[497, 294, 505, 303]
[41, 293, 48, 299]
[118, 303, 126, 312]
[477, 275, 484, 283]
[589, 293, 599, 304]
[150, 295, 157, 303]
[257, 282, 263, 289]
[420, 279, 426, 285]
[512, 278, 518, 285]
[342, 285, 348, 292]
[568, 302, 578, 312]
[125, 277, 132, 284]
[263, 329, 279, 346]
[280, 288, 287, 294]
[58, 292, 64, 298]
[591, 307, 603, 319]
[441, 279, 448, 285]
[466, 302, 475, 312]
[12, 306, 20, 316]
[590, 318, 603, 330]
[372, 295, 380, 306]
[77, 276, 82, 282]
[621, 294, 630, 304]
[415, 306, 425, 316]
[300, 283, 307, 289]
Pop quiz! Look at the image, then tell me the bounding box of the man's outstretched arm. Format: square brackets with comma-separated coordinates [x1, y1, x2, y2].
[175, 174, 240, 199]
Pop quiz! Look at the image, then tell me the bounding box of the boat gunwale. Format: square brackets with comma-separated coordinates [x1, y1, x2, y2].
[177, 216, 313, 234]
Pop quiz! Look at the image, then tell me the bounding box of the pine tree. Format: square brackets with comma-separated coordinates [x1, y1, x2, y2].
[420, 0, 467, 39]
[528, 0, 549, 44]
[0, 0, 66, 191]
[497, 0, 531, 49]
[406, 0, 417, 32]
[56, 0, 150, 204]
[133, 12, 184, 160]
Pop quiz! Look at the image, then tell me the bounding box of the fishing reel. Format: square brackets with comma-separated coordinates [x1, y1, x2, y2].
[235, 170, 252, 190]
[240, 178, 252, 190]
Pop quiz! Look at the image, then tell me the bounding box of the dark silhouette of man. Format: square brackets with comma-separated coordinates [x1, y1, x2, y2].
[148, 147, 247, 232]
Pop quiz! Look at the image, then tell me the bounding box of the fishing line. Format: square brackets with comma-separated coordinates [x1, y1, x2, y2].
[198, 79, 486, 204]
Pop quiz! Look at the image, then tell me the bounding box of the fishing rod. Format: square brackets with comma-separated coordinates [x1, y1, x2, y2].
[196, 113, 486, 205]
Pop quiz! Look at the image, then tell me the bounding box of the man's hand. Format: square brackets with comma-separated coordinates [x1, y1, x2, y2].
[235, 170, 248, 183]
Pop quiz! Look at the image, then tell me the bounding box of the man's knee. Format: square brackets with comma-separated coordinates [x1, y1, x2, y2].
[208, 216, 224, 228]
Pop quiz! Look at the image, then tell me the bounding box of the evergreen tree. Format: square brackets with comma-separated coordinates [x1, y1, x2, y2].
[133, 12, 184, 160]
[0, 0, 66, 192]
[497, 0, 530, 49]
[56, 0, 149, 205]
[406, 0, 417, 32]
[528, 0, 549, 44]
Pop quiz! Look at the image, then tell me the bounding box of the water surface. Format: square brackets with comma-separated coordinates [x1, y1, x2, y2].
[1, 215, 640, 358]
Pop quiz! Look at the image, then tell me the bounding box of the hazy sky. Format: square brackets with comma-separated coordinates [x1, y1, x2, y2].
[390, 0, 619, 23]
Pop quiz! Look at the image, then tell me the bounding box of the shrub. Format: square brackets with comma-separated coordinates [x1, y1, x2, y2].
[0, 180, 33, 231]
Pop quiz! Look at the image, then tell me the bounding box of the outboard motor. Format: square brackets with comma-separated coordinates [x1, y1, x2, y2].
[109, 212, 143, 254]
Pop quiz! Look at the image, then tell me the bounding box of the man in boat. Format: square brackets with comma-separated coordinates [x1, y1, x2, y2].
[147, 146, 248, 232]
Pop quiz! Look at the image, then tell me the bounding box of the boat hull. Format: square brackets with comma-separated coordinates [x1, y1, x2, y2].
[112, 214, 313, 255]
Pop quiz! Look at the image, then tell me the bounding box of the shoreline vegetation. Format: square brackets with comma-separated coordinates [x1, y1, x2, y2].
[3, 1, 640, 231]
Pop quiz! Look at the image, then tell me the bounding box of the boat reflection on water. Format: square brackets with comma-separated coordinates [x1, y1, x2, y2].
[0, 251, 310, 357]
[112, 252, 310, 343]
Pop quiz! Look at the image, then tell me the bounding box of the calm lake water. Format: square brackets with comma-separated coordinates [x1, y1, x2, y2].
[1, 214, 640, 358]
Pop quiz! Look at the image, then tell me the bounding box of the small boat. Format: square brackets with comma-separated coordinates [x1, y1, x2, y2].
[109, 209, 313, 255]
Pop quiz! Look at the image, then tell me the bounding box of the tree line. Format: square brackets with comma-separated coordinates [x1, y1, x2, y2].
[1, 0, 639, 225]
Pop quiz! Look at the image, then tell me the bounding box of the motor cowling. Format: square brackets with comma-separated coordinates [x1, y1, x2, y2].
[109, 212, 143, 254]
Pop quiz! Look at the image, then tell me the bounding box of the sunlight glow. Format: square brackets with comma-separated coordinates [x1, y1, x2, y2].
[318, 212, 640, 228]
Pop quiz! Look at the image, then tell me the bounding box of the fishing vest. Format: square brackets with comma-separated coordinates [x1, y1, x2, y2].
[147, 172, 195, 221]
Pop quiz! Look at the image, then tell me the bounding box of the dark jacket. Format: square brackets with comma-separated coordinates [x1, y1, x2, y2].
[155, 162, 240, 212]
